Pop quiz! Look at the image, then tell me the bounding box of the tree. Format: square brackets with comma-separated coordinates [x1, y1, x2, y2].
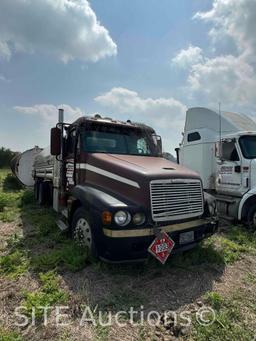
[0, 147, 17, 168]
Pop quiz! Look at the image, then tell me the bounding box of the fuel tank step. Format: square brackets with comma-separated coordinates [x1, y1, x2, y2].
[56, 219, 68, 231]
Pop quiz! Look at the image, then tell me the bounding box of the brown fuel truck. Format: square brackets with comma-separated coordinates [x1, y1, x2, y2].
[12, 109, 218, 262]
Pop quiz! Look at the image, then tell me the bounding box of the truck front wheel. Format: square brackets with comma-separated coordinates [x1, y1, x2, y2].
[246, 204, 256, 229]
[71, 207, 98, 258]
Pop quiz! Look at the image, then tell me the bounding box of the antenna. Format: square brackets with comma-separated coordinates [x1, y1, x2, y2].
[219, 102, 222, 158]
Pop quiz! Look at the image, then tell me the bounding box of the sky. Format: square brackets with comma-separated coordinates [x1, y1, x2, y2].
[0, 0, 256, 154]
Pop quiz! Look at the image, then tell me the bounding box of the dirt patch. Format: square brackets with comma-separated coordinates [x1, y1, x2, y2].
[0, 221, 21, 252]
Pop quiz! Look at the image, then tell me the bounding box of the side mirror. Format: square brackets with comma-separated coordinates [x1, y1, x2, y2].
[50, 127, 61, 156]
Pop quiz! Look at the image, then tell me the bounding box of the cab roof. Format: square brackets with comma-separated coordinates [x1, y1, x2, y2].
[70, 114, 156, 133]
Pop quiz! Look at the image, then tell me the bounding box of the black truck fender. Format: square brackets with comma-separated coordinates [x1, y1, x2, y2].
[69, 185, 129, 221]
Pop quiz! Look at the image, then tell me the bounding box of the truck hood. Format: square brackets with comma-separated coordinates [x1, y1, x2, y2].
[86, 153, 200, 180]
[84, 153, 201, 208]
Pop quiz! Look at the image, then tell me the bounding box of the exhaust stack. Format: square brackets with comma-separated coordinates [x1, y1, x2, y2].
[58, 108, 64, 124]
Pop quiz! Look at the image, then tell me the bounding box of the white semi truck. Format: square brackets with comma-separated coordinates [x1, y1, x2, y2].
[177, 107, 256, 227]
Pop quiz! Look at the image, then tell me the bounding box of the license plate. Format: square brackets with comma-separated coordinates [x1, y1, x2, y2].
[179, 231, 194, 244]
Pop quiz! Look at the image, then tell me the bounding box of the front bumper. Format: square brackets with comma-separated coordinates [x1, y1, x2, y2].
[97, 218, 218, 262]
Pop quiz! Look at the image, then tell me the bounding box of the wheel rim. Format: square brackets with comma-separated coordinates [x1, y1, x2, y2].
[74, 218, 92, 248]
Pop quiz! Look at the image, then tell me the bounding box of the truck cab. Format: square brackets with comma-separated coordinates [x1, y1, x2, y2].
[178, 107, 256, 227]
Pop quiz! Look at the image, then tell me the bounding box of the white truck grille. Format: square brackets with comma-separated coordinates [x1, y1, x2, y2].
[150, 179, 204, 222]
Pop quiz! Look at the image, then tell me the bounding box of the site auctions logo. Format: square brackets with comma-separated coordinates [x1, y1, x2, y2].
[13, 305, 216, 328]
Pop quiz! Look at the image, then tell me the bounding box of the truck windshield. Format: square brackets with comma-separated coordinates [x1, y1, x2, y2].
[239, 135, 256, 159]
[81, 123, 160, 156]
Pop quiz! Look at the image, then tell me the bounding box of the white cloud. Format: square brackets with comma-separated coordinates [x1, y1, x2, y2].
[95, 87, 187, 152]
[0, 0, 117, 63]
[194, 0, 256, 59]
[0, 40, 11, 60]
[181, 0, 256, 109]
[172, 45, 203, 69]
[188, 55, 256, 105]
[14, 104, 83, 124]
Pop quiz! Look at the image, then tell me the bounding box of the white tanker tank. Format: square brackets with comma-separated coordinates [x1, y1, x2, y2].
[10, 146, 43, 187]
[33, 146, 55, 180]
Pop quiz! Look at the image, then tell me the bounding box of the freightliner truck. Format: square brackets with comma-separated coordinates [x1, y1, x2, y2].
[177, 107, 256, 227]
[12, 109, 218, 262]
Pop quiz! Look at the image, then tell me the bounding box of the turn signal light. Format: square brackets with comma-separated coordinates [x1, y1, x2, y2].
[102, 211, 112, 225]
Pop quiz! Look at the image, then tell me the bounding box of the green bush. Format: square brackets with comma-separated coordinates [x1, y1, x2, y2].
[3, 173, 23, 191]
[21, 190, 35, 206]
[0, 193, 9, 211]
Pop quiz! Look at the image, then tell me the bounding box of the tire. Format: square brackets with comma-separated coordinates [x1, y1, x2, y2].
[246, 204, 256, 229]
[71, 207, 98, 258]
[38, 182, 46, 206]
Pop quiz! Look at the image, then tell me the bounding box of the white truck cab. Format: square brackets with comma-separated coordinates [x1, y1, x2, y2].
[177, 107, 256, 226]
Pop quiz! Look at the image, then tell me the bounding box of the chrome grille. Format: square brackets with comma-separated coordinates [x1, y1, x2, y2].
[150, 179, 203, 222]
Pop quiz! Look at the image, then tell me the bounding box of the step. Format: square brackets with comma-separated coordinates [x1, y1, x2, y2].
[56, 219, 68, 231]
[219, 214, 235, 222]
[215, 195, 237, 203]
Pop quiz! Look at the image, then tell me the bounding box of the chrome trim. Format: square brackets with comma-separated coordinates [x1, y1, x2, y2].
[103, 219, 209, 238]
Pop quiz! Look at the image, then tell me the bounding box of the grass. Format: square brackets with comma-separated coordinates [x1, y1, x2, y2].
[0, 191, 23, 222]
[100, 287, 147, 312]
[192, 289, 256, 341]
[23, 271, 68, 318]
[0, 327, 22, 341]
[192, 258, 256, 341]
[0, 249, 29, 279]
[245, 272, 256, 284]
[204, 291, 224, 310]
[171, 224, 256, 269]
[21, 203, 90, 272]
[0, 169, 24, 222]
[0, 179, 90, 276]
[31, 241, 90, 272]
[0, 169, 10, 185]
[93, 312, 112, 341]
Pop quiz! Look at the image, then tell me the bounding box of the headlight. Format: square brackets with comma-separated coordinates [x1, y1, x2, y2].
[114, 210, 131, 226]
[133, 212, 146, 225]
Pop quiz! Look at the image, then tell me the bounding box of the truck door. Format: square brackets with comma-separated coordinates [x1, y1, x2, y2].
[216, 139, 244, 196]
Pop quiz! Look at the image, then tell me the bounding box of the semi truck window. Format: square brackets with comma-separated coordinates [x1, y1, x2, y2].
[66, 130, 76, 155]
[81, 125, 158, 156]
[239, 135, 256, 159]
[222, 141, 239, 161]
[187, 132, 201, 142]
